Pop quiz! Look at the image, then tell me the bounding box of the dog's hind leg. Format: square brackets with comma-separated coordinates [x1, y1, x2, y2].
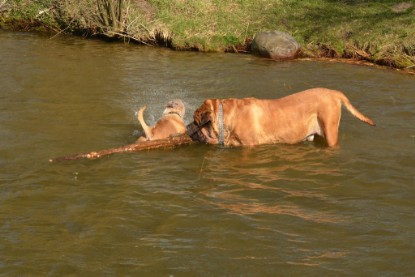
[137, 106, 153, 140]
[320, 113, 341, 147]
[318, 103, 342, 147]
[324, 124, 339, 147]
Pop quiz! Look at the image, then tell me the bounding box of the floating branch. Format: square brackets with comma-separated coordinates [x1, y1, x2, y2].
[49, 134, 194, 163]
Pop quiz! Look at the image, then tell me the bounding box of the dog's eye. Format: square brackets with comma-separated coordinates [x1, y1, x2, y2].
[201, 112, 212, 125]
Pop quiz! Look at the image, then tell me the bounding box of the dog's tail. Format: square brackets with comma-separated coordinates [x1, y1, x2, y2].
[137, 106, 153, 140]
[338, 92, 376, 126]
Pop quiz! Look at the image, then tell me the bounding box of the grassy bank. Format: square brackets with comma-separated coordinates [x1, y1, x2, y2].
[1, 0, 414, 71]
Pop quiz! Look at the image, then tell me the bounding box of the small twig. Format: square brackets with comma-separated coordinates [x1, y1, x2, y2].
[49, 19, 75, 39]
[36, 8, 51, 17]
[101, 30, 153, 45]
[198, 157, 207, 180]
[349, 45, 371, 59]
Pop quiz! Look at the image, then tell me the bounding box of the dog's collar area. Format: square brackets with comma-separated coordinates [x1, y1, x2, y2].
[218, 101, 224, 145]
[166, 111, 183, 118]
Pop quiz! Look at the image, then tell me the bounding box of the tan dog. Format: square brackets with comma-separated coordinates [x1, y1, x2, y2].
[186, 88, 375, 147]
[137, 99, 186, 142]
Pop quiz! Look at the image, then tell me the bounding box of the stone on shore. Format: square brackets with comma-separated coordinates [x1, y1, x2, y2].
[251, 31, 300, 60]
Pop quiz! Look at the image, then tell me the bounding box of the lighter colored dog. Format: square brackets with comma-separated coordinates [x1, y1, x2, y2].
[186, 88, 375, 147]
[137, 99, 186, 142]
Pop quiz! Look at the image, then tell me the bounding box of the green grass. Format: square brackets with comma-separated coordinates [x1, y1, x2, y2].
[1, 0, 414, 70]
[147, 0, 415, 68]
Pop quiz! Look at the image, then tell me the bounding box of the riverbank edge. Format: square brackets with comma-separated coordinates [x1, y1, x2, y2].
[1, 7, 414, 75]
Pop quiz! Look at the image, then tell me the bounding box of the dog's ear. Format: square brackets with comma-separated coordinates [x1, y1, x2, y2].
[194, 99, 214, 126]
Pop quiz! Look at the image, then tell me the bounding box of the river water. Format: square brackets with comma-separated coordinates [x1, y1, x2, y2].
[1, 31, 414, 276]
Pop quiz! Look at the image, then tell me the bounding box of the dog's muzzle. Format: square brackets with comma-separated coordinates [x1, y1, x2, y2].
[186, 122, 207, 142]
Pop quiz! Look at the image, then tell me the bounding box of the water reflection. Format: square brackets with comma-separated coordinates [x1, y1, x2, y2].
[197, 145, 346, 223]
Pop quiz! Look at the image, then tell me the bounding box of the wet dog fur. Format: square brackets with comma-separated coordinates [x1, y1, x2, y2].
[137, 99, 186, 142]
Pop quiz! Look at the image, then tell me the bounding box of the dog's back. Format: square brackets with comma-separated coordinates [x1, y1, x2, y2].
[137, 100, 186, 141]
[150, 115, 186, 140]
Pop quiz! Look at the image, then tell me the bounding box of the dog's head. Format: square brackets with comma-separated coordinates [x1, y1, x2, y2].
[186, 99, 220, 144]
[163, 99, 185, 118]
[193, 99, 215, 127]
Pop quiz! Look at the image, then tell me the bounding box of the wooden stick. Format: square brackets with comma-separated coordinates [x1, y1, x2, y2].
[49, 134, 195, 163]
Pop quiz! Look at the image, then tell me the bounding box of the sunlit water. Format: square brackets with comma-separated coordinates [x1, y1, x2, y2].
[1, 31, 414, 276]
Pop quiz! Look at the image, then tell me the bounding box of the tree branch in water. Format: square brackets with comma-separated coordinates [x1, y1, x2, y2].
[49, 134, 194, 163]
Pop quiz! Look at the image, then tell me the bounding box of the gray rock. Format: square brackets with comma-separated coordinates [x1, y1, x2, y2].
[251, 31, 300, 60]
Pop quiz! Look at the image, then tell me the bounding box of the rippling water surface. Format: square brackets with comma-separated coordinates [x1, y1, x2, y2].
[1, 31, 414, 276]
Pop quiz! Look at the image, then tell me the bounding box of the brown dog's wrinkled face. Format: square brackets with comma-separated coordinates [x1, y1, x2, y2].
[163, 99, 185, 118]
[193, 100, 214, 126]
[186, 99, 220, 144]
